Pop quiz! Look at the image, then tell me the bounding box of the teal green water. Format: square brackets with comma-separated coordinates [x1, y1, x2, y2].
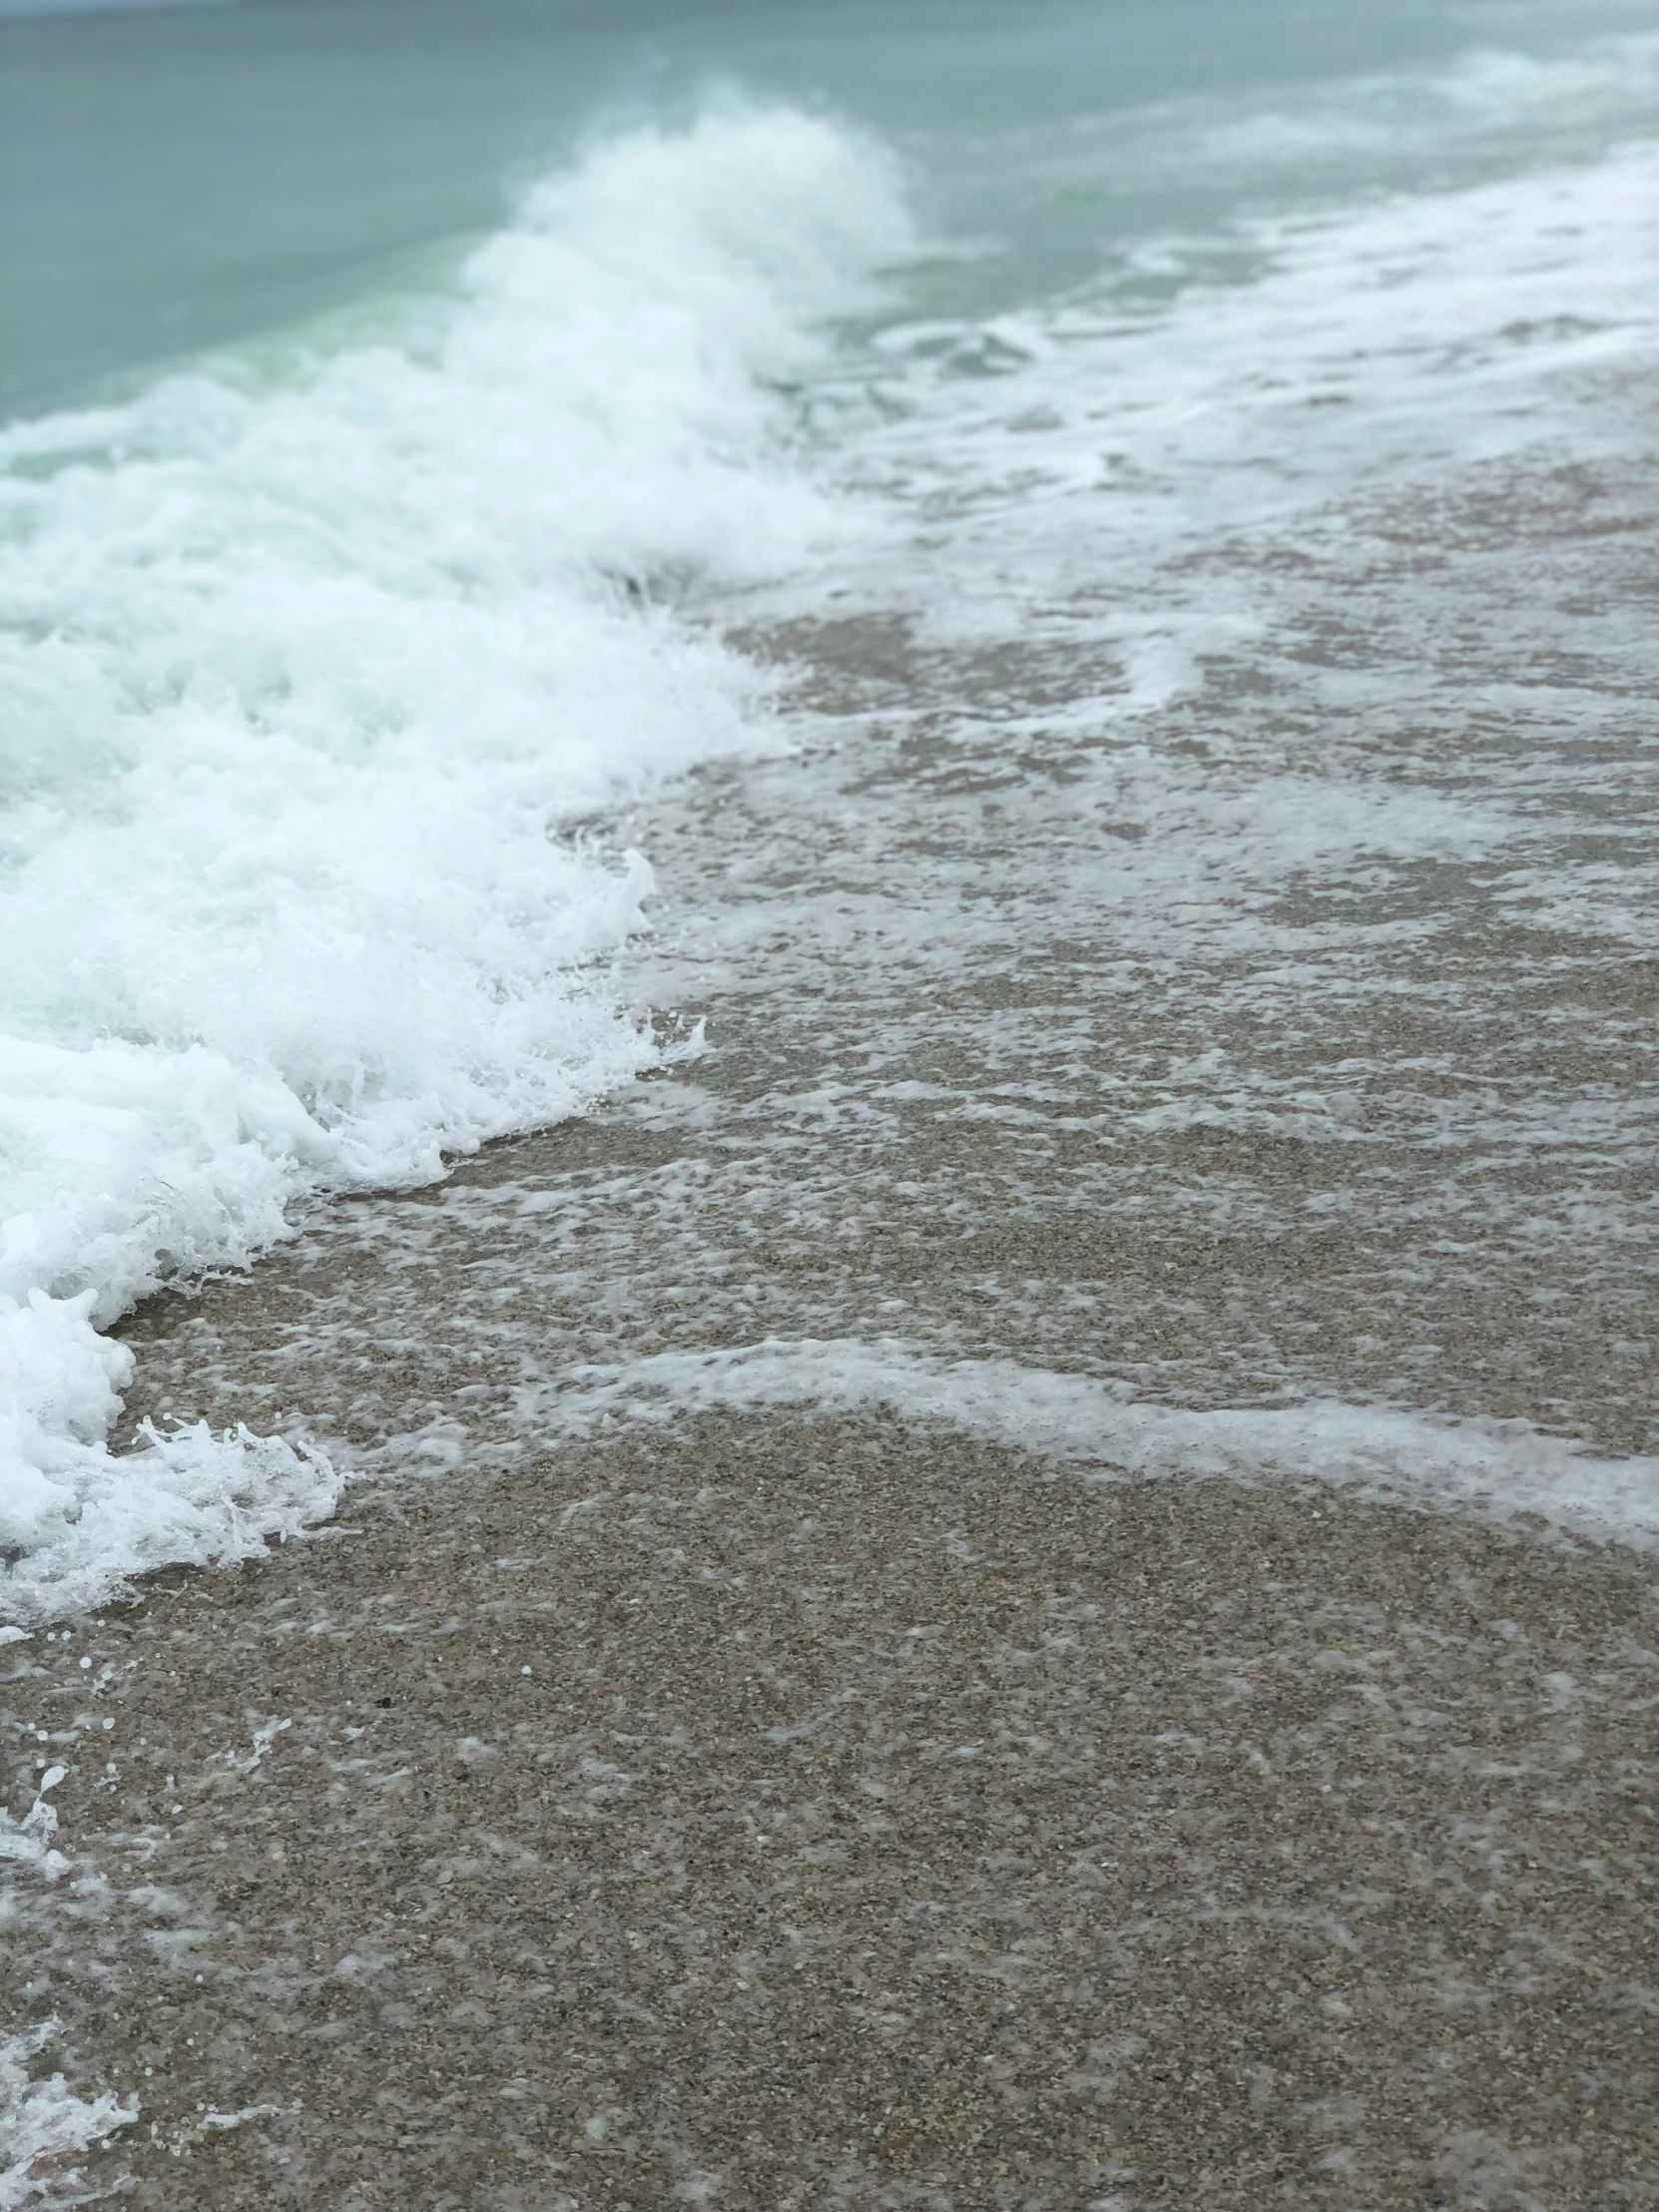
[4, 0, 1651, 417]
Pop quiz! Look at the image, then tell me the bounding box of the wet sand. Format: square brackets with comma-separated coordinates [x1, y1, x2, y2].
[6, 491, 1659, 2209]
[7, 1405, 1658, 2209]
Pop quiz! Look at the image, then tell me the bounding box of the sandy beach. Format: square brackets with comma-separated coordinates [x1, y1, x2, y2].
[9, 1405, 1657, 2208]
[9, 568, 1658, 2205]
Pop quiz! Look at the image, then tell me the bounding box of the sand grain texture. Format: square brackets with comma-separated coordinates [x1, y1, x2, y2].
[7, 434, 1659, 2207]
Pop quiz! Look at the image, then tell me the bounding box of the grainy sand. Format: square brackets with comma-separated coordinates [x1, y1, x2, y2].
[8, 1405, 1658, 2209]
[7, 494, 1658, 2210]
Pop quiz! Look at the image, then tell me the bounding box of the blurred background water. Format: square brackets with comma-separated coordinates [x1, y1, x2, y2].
[5, 0, 1653, 418]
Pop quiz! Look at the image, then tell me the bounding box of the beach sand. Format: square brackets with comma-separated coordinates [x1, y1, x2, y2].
[9, 1407, 1657, 2208]
[7, 571, 1657, 2206]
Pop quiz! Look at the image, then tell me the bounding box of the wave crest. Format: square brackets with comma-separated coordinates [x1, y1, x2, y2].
[0, 102, 913, 1615]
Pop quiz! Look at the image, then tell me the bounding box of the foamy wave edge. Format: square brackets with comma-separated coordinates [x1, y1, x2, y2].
[545, 1340, 1659, 1550]
[0, 102, 915, 1622]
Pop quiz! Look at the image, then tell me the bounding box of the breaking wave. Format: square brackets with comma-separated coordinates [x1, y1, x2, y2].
[0, 101, 913, 1616]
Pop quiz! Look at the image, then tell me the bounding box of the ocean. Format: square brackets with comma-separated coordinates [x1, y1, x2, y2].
[2, 0, 1656, 1616]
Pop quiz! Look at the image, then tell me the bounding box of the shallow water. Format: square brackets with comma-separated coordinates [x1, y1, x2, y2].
[4, 0, 1655, 1616]
[7, 543, 1659, 2196]
[3, 0, 1658, 2194]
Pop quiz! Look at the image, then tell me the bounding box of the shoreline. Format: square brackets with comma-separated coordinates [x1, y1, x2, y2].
[5, 14, 1659, 2197]
[6, 585, 1658, 2204]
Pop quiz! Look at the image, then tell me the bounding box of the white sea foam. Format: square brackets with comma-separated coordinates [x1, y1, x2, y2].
[1009, 30, 1659, 194]
[6, 48, 1654, 1622]
[0, 104, 914, 1621]
[826, 137, 1659, 637]
[550, 1340, 1659, 1549]
[1, 1767, 136, 2207]
[0, 2023, 134, 2212]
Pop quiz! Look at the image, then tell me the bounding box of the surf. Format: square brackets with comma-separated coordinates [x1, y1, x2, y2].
[0, 101, 914, 1618]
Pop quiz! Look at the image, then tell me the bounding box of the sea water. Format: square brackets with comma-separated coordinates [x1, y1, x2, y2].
[2, 0, 1656, 1618]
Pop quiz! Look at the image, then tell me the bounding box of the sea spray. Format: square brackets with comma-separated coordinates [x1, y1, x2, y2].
[0, 103, 915, 1618]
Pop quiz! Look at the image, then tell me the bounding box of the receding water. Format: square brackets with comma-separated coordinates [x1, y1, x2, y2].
[2, 0, 1656, 1619]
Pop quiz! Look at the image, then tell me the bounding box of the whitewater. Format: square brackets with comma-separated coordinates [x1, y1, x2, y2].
[0, 105, 914, 1618]
[4, 15, 1658, 1630]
